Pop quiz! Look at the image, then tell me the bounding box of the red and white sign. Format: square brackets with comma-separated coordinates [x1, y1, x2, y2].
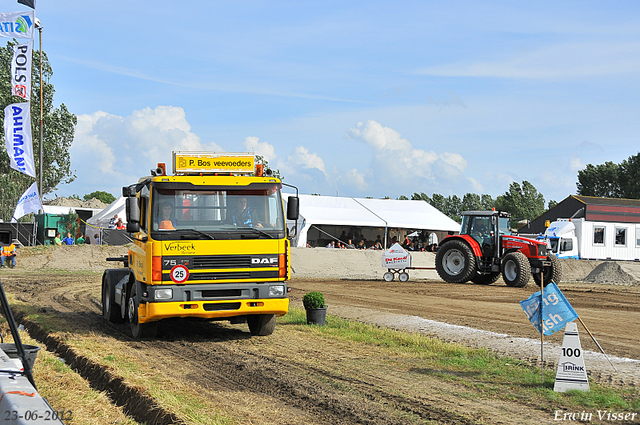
[170, 264, 190, 283]
[381, 243, 411, 268]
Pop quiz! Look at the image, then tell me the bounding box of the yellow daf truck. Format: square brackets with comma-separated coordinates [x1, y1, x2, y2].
[102, 152, 299, 338]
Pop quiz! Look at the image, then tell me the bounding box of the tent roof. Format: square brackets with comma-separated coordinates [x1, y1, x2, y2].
[293, 194, 460, 232]
[87, 195, 126, 227]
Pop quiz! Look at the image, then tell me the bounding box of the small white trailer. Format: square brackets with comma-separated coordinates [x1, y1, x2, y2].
[542, 218, 640, 261]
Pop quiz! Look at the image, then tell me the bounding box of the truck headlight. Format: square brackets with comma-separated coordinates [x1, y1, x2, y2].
[269, 285, 285, 297]
[155, 288, 173, 300]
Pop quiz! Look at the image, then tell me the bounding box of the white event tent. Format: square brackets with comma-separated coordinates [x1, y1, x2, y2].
[284, 194, 460, 248]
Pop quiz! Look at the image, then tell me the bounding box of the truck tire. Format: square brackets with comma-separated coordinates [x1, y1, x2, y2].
[471, 271, 501, 285]
[102, 276, 124, 323]
[247, 314, 277, 336]
[502, 252, 531, 288]
[127, 283, 158, 339]
[436, 240, 476, 283]
[532, 254, 562, 287]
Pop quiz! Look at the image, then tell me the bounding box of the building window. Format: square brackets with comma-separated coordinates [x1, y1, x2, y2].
[615, 228, 626, 246]
[593, 227, 605, 245]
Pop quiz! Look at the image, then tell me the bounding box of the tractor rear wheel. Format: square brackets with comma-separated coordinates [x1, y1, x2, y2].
[502, 252, 531, 287]
[532, 254, 562, 287]
[436, 240, 476, 283]
[470, 271, 501, 285]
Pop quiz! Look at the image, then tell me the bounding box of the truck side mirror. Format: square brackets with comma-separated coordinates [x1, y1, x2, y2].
[126, 222, 140, 233]
[122, 186, 136, 197]
[286, 196, 299, 221]
[126, 197, 141, 223]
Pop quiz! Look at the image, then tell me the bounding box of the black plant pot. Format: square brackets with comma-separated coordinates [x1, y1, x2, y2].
[305, 307, 327, 326]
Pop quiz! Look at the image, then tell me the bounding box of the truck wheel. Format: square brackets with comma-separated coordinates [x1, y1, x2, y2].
[247, 314, 277, 336]
[470, 272, 501, 285]
[436, 240, 476, 283]
[102, 276, 124, 323]
[532, 254, 562, 287]
[127, 284, 157, 339]
[502, 252, 531, 288]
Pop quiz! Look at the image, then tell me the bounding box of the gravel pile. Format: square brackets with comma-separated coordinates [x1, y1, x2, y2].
[582, 262, 638, 285]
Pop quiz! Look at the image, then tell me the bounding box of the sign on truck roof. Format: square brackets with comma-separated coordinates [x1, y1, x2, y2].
[173, 151, 255, 174]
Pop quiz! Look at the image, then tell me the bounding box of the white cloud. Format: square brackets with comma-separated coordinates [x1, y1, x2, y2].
[243, 137, 276, 162]
[68, 106, 223, 197]
[346, 120, 469, 192]
[416, 41, 640, 80]
[342, 168, 368, 191]
[569, 156, 584, 172]
[287, 146, 326, 174]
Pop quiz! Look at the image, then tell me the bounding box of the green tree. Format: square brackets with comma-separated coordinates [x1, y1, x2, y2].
[618, 152, 640, 199]
[548, 199, 558, 210]
[83, 190, 116, 204]
[576, 161, 621, 198]
[445, 195, 462, 222]
[411, 192, 431, 203]
[495, 181, 545, 221]
[480, 194, 495, 210]
[462, 193, 482, 212]
[430, 193, 446, 213]
[0, 40, 77, 221]
[397, 195, 408, 200]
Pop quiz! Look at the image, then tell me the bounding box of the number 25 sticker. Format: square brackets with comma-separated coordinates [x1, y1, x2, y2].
[170, 264, 189, 283]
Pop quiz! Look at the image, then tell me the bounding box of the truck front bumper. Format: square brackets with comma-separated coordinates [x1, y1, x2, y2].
[138, 297, 289, 323]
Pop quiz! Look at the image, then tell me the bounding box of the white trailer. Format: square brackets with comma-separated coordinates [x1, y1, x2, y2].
[543, 218, 640, 261]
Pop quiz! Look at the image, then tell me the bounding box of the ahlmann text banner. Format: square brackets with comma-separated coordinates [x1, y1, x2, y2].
[4, 103, 36, 178]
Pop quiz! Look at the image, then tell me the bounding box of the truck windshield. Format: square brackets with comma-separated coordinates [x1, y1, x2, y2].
[150, 184, 285, 238]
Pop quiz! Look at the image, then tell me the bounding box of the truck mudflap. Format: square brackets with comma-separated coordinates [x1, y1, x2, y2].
[138, 298, 289, 323]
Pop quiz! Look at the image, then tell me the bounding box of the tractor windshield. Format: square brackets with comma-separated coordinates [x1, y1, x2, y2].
[498, 217, 512, 235]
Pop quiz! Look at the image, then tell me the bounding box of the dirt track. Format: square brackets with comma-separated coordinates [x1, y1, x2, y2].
[1, 246, 640, 424]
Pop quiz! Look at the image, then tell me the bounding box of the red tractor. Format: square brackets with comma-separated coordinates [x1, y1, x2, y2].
[435, 210, 561, 287]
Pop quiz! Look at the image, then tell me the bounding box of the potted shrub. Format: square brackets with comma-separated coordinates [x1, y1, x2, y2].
[302, 291, 327, 326]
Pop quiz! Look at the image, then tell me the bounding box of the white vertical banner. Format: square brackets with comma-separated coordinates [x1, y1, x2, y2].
[4, 103, 36, 178]
[11, 40, 32, 100]
[0, 11, 35, 39]
[11, 181, 43, 222]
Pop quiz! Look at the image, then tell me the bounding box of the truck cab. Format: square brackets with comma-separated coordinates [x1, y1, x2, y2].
[102, 152, 299, 338]
[541, 219, 579, 259]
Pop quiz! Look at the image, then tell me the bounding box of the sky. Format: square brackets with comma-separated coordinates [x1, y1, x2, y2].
[8, 1, 640, 204]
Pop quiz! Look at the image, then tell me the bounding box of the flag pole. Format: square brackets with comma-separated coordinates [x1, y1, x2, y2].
[540, 270, 544, 384]
[577, 317, 618, 372]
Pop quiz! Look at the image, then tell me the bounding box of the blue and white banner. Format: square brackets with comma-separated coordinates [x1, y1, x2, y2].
[12, 181, 43, 222]
[11, 40, 32, 100]
[520, 282, 579, 336]
[4, 103, 36, 178]
[0, 11, 35, 39]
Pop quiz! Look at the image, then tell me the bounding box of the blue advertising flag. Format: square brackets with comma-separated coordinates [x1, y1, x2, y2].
[520, 283, 578, 336]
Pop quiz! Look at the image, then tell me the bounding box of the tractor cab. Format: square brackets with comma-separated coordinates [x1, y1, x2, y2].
[460, 211, 511, 258]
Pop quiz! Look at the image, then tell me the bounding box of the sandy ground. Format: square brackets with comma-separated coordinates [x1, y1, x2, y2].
[1, 245, 638, 425]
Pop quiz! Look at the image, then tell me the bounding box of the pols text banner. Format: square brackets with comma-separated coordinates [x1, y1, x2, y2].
[4, 103, 36, 178]
[520, 282, 579, 336]
[0, 11, 35, 39]
[12, 181, 43, 222]
[11, 40, 32, 100]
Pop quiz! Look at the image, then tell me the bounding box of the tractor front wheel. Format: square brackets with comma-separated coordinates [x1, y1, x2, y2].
[532, 254, 562, 287]
[436, 240, 476, 283]
[502, 252, 531, 288]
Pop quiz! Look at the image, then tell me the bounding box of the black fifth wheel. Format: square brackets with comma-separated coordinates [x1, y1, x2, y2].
[435, 240, 476, 283]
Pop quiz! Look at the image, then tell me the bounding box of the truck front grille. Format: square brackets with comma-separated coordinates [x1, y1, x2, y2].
[192, 255, 251, 268]
[203, 302, 241, 311]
